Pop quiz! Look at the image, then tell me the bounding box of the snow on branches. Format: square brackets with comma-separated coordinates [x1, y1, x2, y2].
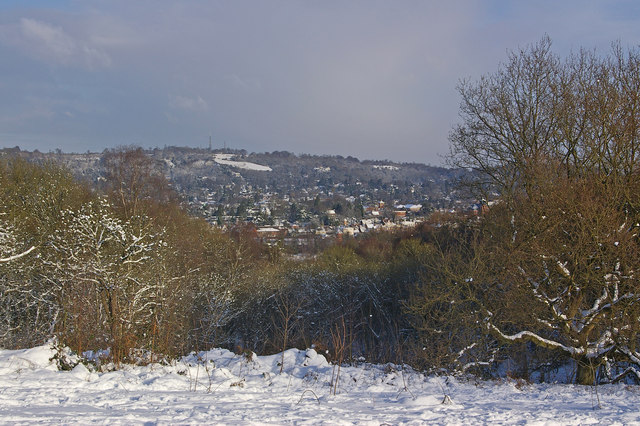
[0, 219, 35, 263]
[44, 198, 166, 361]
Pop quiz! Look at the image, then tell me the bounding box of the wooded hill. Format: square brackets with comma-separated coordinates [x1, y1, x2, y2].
[0, 146, 472, 216]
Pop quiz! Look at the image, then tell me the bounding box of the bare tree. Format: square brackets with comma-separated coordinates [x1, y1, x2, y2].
[101, 146, 174, 218]
[439, 38, 640, 384]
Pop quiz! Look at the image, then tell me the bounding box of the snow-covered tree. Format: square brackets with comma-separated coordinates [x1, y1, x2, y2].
[486, 178, 640, 384]
[0, 158, 90, 348]
[0, 217, 41, 346]
[45, 198, 165, 361]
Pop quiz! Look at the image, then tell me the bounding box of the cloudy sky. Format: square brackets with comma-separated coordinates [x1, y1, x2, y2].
[1, 1, 639, 164]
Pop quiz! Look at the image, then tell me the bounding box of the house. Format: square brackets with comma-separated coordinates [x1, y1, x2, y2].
[470, 200, 490, 215]
[360, 219, 375, 230]
[257, 227, 287, 243]
[340, 226, 358, 237]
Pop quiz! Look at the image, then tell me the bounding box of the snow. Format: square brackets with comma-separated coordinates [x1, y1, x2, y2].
[0, 245, 35, 262]
[1, 344, 639, 424]
[257, 227, 280, 233]
[213, 154, 272, 171]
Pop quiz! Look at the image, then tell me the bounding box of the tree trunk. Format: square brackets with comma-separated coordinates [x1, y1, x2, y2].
[576, 357, 596, 385]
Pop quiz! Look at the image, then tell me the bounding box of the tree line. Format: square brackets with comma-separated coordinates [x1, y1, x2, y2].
[0, 151, 416, 367]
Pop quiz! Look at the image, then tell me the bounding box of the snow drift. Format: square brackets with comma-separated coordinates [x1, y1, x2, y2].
[1, 343, 639, 424]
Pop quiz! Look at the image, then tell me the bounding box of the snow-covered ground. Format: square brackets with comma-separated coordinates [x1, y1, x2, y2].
[1, 344, 639, 425]
[213, 153, 272, 171]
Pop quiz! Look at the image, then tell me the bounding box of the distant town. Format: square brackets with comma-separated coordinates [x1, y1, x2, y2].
[1, 145, 486, 253]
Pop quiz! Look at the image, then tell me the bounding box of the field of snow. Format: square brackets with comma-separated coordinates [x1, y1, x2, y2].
[213, 153, 272, 171]
[1, 344, 639, 424]
[372, 165, 399, 171]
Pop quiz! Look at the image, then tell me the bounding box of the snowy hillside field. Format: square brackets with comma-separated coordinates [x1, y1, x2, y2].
[1, 344, 639, 424]
[213, 153, 272, 171]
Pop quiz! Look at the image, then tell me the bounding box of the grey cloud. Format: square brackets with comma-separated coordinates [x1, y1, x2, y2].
[1, 18, 111, 68]
[21, 18, 76, 60]
[169, 95, 208, 112]
[1, 1, 640, 162]
[225, 75, 262, 92]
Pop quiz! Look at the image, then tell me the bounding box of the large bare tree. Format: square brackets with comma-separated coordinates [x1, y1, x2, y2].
[435, 37, 640, 384]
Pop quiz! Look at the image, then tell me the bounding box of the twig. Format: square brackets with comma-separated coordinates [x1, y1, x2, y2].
[591, 359, 602, 410]
[436, 374, 452, 405]
[297, 389, 321, 405]
[398, 364, 415, 399]
[0, 246, 36, 263]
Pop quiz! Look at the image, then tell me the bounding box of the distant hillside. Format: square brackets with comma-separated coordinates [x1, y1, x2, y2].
[0, 146, 474, 218]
